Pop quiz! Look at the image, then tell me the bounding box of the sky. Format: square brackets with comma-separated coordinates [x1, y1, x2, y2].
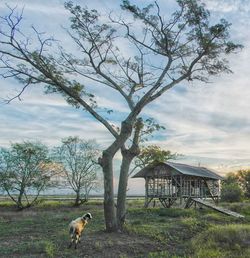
[0, 0, 250, 195]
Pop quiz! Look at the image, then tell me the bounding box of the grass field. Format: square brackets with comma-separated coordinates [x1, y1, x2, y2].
[0, 199, 250, 258]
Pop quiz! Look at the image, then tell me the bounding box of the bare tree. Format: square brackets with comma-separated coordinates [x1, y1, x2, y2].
[0, 141, 54, 209]
[0, 1, 242, 231]
[54, 137, 100, 206]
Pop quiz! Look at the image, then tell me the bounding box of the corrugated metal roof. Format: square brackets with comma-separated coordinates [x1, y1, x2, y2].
[132, 161, 223, 180]
[166, 162, 223, 180]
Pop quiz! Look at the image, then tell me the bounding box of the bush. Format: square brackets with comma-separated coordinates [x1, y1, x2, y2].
[221, 183, 243, 202]
[192, 224, 250, 258]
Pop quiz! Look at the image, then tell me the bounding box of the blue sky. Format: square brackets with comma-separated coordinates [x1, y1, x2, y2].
[1, 0, 250, 194]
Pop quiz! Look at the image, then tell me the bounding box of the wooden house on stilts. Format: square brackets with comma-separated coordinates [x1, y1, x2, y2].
[132, 162, 223, 208]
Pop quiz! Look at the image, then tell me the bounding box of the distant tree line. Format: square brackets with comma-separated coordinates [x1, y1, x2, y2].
[0, 137, 100, 209]
[3, 136, 248, 207]
[221, 170, 250, 202]
[0, 136, 178, 210]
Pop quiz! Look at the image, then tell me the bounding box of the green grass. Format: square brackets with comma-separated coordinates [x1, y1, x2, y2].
[0, 200, 15, 208]
[126, 203, 250, 257]
[125, 207, 211, 256]
[0, 202, 105, 257]
[192, 224, 250, 258]
[0, 199, 250, 257]
[222, 202, 250, 217]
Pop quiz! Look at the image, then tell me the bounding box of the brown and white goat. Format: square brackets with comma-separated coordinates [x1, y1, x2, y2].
[68, 212, 92, 249]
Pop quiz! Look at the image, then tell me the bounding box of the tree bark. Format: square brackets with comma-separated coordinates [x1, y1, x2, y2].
[117, 119, 142, 230]
[74, 190, 80, 206]
[101, 150, 118, 232]
[117, 149, 133, 230]
[17, 185, 25, 210]
[99, 120, 134, 232]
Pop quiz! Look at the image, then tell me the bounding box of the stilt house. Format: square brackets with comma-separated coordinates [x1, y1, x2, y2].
[132, 162, 223, 208]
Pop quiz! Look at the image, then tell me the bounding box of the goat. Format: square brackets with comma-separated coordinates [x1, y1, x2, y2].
[68, 212, 92, 249]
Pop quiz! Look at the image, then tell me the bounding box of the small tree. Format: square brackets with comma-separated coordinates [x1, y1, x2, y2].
[236, 169, 250, 199]
[0, 141, 53, 209]
[134, 145, 179, 171]
[54, 137, 100, 206]
[223, 172, 238, 185]
[222, 170, 250, 199]
[126, 145, 180, 178]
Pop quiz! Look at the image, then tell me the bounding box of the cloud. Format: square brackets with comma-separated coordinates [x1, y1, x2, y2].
[143, 42, 250, 171]
[0, 0, 67, 14]
[0, 94, 115, 148]
[0, 0, 250, 195]
[204, 0, 250, 13]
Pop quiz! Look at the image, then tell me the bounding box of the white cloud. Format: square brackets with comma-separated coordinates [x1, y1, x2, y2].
[1, 0, 250, 194]
[205, 0, 250, 13]
[142, 43, 250, 172]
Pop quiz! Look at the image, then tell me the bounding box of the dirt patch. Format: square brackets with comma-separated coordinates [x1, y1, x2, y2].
[65, 231, 166, 258]
[0, 203, 170, 257]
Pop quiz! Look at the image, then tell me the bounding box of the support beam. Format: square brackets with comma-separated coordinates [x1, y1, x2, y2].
[180, 175, 183, 205]
[144, 197, 153, 208]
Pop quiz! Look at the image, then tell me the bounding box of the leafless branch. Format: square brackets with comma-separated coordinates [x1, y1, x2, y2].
[4, 79, 31, 103]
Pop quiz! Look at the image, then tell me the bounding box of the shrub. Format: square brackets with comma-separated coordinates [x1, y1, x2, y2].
[192, 224, 250, 258]
[221, 183, 243, 202]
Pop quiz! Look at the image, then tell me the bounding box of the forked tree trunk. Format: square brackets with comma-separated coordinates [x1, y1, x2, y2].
[117, 119, 142, 230]
[100, 120, 134, 232]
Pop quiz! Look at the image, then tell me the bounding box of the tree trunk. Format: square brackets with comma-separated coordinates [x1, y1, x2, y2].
[102, 151, 117, 232]
[17, 188, 24, 209]
[99, 120, 134, 232]
[117, 150, 133, 230]
[74, 190, 80, 206]
[117, 119, 142, 229]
